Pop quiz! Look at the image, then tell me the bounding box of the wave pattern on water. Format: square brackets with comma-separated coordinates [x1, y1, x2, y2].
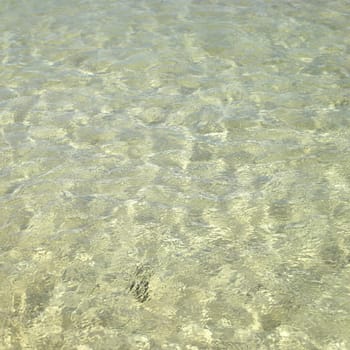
[1, 0, 350, 349]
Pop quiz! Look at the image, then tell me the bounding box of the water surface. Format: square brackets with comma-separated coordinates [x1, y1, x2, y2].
[1, 0, 350, 349]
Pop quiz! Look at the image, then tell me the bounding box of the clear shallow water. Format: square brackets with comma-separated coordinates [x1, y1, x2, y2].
[1, 0, 350, 348]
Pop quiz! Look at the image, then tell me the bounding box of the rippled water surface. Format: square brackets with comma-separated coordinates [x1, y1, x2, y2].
[1, 0, 350, 349]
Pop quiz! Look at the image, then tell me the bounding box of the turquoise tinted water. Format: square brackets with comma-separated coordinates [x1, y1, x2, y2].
[1, 0, 350, 349]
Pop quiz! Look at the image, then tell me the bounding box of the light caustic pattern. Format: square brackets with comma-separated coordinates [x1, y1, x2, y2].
[0, 0, 350, 349]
